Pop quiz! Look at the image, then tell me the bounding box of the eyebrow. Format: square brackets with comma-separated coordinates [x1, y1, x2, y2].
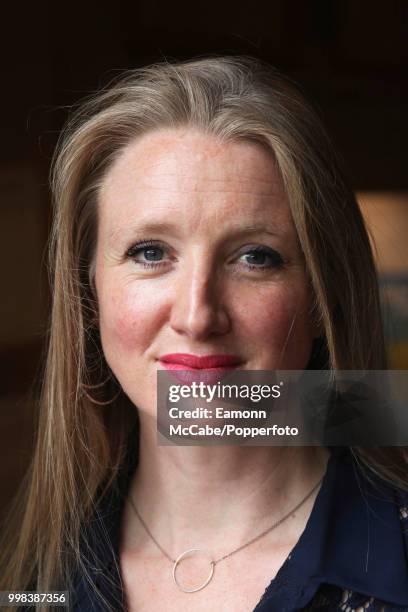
[108, 221, 177, 245]
[108, 221, 283, 245]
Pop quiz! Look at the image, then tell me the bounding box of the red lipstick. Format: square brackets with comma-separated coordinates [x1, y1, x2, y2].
[158, 353, 243, 384]
[159, 353, 242, 368]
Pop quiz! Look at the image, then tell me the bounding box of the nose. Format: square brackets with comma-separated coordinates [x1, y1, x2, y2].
[169, 257, 230, 340]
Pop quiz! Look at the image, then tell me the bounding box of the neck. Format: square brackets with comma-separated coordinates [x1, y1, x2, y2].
[120, 416, 330, 559]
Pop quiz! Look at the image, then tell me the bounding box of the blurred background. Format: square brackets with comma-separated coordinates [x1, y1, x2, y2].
[0, 0, 407, 519]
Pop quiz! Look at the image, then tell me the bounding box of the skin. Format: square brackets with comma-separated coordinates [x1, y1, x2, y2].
[94, 128, 329, 611]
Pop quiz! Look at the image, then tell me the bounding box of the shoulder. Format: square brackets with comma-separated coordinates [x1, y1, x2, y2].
[69, 482, 128, 611]
[312, 448, 408, 609]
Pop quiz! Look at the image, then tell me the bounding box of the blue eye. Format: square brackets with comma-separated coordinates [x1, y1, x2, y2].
[126, 241, 168, 268]
[126, 241, 285, 272]
[239, 247, 284, 269]
[141, 247, 164, 261]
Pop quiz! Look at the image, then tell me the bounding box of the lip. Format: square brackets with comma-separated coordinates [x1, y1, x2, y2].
[159, 353, 243, 368]
[158, 353, 243, 384]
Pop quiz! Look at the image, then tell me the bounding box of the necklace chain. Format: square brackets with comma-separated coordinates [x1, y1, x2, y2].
[128, 476, 324, 566]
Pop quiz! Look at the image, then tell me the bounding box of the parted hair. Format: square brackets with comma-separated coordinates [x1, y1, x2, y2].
[0, 55, 406, 611]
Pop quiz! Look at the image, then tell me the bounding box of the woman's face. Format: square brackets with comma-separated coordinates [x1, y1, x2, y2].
[94, 128, 317, 415]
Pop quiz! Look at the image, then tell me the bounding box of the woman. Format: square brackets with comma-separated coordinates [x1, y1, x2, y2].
[1, 55, 407, 611]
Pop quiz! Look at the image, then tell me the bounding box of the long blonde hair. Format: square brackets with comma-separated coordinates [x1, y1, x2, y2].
[1, 55, 406, 610]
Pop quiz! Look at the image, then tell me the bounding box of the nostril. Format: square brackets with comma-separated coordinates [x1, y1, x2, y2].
[170, 304, 230, 339]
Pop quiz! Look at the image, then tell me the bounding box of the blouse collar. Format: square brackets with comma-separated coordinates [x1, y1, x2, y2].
[255, 446, 408, 609]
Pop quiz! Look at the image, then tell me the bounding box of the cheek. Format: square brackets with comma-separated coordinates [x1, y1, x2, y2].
[241, 291, 298, 340]
[97, 279, 168, 357]
[235, 282, 314, 364]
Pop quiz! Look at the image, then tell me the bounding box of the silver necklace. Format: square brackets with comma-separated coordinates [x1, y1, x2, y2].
[128, 476, 323, 593]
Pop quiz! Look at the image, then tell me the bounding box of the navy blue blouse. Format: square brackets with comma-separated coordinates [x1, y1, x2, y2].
[71, 445, 408, 611]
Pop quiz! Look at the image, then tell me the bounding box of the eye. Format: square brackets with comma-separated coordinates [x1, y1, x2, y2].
[126, 240, 169, 268]
[125, 241, 285, 272]
[238, 246, 285, 270]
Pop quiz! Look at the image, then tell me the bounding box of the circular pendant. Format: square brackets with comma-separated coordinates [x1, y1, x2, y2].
[172, 548, 215, 593]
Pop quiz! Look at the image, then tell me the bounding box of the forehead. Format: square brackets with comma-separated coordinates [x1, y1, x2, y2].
[98, 128, 294, 238]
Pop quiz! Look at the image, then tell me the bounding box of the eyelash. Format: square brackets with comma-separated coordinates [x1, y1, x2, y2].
[126, 240, 169, 270]
[125, 240, 285, 272]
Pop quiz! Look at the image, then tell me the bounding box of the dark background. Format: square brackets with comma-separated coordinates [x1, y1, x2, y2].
[1, 0, 407, 518]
